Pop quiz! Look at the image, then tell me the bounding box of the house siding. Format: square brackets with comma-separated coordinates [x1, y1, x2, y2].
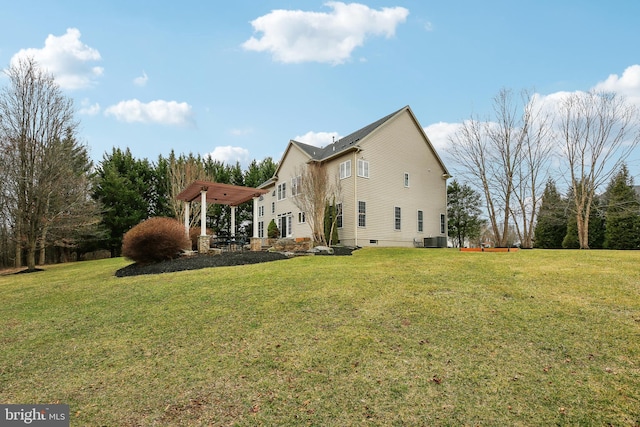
[338, 111, 447, 247]
[256, 144, 313, 240]
[256, 107, 449, 248]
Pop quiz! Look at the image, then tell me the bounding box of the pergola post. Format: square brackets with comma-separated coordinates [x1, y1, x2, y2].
[200, 189, 207, 236]
[252, 197, 259, 238]
[230, 206, 236, 238]
[184, 201, 190, 238]
[198, 189, 209, 254]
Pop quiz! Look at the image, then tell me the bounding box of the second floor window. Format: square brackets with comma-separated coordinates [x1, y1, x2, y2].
[357, 159, 369, 178]
[404, 172, 410, 187]
[277, 182, 286, 200]
[291, 175, 302, 196]
[340, 160, 352, 179]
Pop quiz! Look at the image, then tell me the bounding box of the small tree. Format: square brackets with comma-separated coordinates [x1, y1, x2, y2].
[267, 219, 279, 239]
[291, 163, 340, 245]
[447, 180, 485, 247]
[324, 200, 340, 246]
[534, 179, 567, 249]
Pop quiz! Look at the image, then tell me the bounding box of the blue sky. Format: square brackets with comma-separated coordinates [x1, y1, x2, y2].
[2, 1, 640, 180]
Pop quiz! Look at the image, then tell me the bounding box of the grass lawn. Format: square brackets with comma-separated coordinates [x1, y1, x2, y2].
[1, 248, 639, 426]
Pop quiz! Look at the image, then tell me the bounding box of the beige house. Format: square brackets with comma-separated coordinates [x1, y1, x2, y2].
[253, 106, 451, 248]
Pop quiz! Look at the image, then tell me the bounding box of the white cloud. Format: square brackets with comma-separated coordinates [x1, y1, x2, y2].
[423, 122, 461, 152]
[295, 131, 341, 147]
[78, 98, 100, 116]
[593, 64, 640, 106]
[11, 28, 103, 90]
[104, 99, 194, 126]
[205, 146, 251, 165]
[242, 2, 409, 64]
[133, 71, 148, 87]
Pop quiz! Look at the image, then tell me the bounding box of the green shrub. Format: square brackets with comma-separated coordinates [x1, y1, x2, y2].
[122, 217, 190, 264]
[267, 219, 279, 239]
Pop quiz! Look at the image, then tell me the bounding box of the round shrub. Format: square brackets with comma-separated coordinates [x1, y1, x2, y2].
[122, 217, 190, 264]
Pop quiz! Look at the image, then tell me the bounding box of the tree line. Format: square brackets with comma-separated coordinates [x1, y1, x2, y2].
[447, 162, 640, 249]
[448, 88, 640, 249]
[0, 58, 276, 270]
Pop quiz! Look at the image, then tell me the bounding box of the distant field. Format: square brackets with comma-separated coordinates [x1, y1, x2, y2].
[1, 248, 639, 426]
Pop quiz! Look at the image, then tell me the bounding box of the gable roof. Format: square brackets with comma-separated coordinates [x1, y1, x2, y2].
[311, 106, 404, 161]
[262, 105, 450, 187]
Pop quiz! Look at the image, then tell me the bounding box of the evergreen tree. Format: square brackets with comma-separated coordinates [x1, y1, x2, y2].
[603, 164, 640, 249]
[92, 148, 158, 256]
[534, 179, 567, 248]
[447, 180, 485, 247]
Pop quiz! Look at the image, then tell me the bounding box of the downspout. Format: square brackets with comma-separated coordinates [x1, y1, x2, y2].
[354, 150, 358, 247]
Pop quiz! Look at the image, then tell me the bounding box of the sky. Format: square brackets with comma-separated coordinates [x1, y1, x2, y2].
[2, 0, 640, 182]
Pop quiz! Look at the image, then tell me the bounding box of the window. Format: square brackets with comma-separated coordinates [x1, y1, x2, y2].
[291, 175, 302, 196]
[271, 202, 275, 214]
[440, 214, 446, 234]
[357, 159, 369, 178]
[340, 160, 352, 179]
[358, 201, 366, 227]
[298, 212, 306, 223]
[417, 210, 424, 232]
[258, 221, 264, 238]
[277, 182, 286, 200]
[336, 203, 343, 228]
[404, 172, 410, 187]
[395, 207, 401, 230]
[258, 206, 264, 217]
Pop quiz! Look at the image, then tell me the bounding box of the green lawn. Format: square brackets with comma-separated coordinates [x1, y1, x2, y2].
[1, 248, 639, 426]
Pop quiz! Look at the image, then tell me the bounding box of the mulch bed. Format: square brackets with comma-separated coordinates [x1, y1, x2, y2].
[115, 247, 357, 277]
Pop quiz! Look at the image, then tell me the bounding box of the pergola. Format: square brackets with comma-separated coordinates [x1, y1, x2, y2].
[176, 180, 268, 242]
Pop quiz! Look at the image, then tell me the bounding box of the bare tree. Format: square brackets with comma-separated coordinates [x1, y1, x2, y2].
[36, 130, 100, 264]
[449, 89, 554, 248]
[558, 90, 640, 249]
[509, 92, 555, 248]
[0, 57, 79, 270]
[291, 162, 340, 245]
[167, 151, 212, 228]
